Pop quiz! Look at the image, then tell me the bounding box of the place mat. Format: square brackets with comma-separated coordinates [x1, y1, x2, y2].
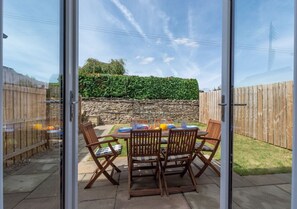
[135, 124, 149, 130]
[186, 125, 199, 129]
[118, 127, 132, 133]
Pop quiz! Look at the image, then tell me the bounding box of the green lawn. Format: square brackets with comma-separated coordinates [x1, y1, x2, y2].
[107, 122, 292, 176]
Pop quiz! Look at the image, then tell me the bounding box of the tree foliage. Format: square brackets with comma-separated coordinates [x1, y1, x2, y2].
[79, 58, 126, 75]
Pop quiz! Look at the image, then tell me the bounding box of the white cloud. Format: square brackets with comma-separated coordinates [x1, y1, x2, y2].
[163, 54, 175, 64]
[111, 0, 147, 40]
[161, 15, 175, 46]
[188, 8, 194, 38]
[174, 38, 199, 48]
[136, 56, 155, 65]
[156, 38, 162, 45]
[169, 68, 179, 77]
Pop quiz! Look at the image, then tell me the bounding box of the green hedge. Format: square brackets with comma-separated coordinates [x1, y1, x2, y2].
[79, 74, 198, 100]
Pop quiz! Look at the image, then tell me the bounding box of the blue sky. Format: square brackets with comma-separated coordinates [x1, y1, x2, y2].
[3, 0, 295, 90]
[79, 0, 222, 90]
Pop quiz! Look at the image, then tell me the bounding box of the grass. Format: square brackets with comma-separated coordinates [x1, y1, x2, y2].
[232, 134, 292, 175]
[107, 122, 292, 176]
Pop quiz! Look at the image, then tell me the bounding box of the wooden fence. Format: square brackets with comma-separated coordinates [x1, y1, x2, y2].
[3, 84, 47, 166]
[199, 81, 293, 150]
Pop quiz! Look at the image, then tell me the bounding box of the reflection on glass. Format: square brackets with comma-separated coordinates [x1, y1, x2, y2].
[232, 0, 293, 208]
[3, 1, 63, 208]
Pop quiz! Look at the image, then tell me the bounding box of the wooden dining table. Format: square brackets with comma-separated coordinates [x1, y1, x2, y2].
[111, 128, 208, 140]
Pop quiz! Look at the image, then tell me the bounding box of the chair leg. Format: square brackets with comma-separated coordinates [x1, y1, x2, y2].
[128, 161, 132, 199]
[188, 164, 198, 192]
[161, 167, 168, 196]
[104, 156, 121, 173]
[195, 163, 208, 178]
[209, 162, 221, 176]
[157, 161, 163, 196]
[110, 162, 121, 173]
[196, 154, 220, 177]
[85, 156, 119, 188]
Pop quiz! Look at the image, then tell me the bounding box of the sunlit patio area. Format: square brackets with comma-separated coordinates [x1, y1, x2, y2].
[3, 125, 291, 209]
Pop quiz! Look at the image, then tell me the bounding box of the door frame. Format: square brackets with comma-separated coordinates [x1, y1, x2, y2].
[0, 0, 79, 208]
[63, 0, 79, 209]
[221, 0, 232, 209]
[0, 0, 4, 208]
[292, 0, 297, 207]
[222, 0, 297, 209]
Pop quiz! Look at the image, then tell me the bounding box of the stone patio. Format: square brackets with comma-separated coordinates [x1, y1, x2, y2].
[4, 125, 292, 209]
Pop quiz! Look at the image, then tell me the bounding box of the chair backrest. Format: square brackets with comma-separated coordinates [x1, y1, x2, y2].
[79, 122, 98, 151]
[166, 128, 198, 156]
[129, 129, 162, 157]
[205, 119, 221, 145]
[131, 118, 149, 125]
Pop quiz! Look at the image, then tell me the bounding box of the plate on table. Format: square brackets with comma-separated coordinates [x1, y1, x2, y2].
[135, 124, 149, 130]
[167, 124, 176, 129]
[118, 127, 132, 133]
[186, 125, 199, 129]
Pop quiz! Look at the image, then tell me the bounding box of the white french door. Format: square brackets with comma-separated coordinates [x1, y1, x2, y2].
[0, 0, 78, 208]
[222, 0, 297, 209]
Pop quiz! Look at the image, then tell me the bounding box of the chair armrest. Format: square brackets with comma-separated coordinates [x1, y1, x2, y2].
[86, 139, 119, 148]
[97, 134, 116, 139]
[107, 142, 117, 155]
[198, 136, 220, 141]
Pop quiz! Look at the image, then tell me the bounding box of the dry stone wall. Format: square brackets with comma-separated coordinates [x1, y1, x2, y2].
[81, 98, 199, 125]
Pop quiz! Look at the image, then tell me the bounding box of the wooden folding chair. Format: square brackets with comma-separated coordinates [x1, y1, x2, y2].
[161, 128, 198, 195]
[193, 119, 221, 177]
[80, 122, 122, 189]
[128, 129, 163, 198]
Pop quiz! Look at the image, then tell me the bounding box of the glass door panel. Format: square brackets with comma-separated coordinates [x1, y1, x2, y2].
[232, 0, 294, 208]
[3, 1, 63, 208]
[79, 1, 221, 208]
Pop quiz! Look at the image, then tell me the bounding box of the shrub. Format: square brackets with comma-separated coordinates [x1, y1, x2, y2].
[79, 74, 198, 100]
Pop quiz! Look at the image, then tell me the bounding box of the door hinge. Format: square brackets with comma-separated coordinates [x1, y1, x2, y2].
[70, 91, 78, 122]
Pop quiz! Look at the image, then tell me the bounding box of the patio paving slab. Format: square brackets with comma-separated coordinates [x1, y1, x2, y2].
[26, 173, 60, 199]
[12, 163, 58, 175]
[4, 173, 51, 193]
[78, 161, 98, 174]
[276, 184, 291, 194]
[12, 197, 60, 209]
[184, 184, 220, 209]
[115, 191, 190, 209]
[273, 173, 292, 183]
[4, 193, 29, 209]
[79, 199, 115, 209]
[243, 174, 289, 186]
[79, 184, 118, 202]
[233, 185, 291, 209]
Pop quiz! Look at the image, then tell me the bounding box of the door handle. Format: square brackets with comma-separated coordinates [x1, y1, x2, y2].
[232, 103, 247, 106]
[218, 103, 247, 106]
[70, 91, 78, 121]
[220, 95, 226, 121]
[218, 96, 247, 122]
